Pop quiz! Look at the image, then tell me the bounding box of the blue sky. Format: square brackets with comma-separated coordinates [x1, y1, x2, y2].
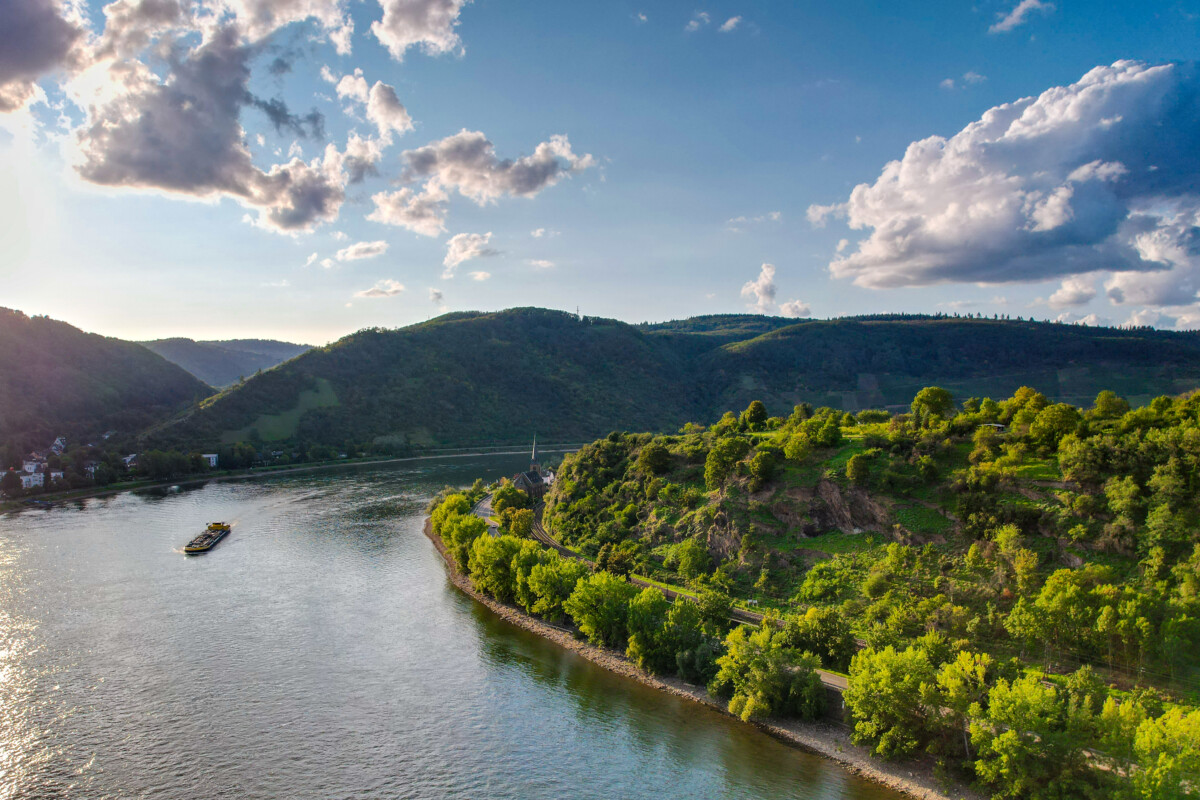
[1, 0, 1198, 344]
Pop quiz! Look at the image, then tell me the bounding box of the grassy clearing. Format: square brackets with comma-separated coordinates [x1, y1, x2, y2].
[792, 530, 879, 555]
[222, 378, 339, 443]
[894, 504, 953, 536]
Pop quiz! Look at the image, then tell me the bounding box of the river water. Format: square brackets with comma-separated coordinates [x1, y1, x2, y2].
[0, 456, 901, 799]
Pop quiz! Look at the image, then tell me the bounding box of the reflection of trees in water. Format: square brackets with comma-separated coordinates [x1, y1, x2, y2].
[133, 481, 212, 502]
[463, 601, 896, 799]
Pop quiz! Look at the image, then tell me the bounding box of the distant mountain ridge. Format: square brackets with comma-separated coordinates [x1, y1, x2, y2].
[141, 338, 311, 388]
[0, 308, 213, 449]
[146, 307, 1200, 451]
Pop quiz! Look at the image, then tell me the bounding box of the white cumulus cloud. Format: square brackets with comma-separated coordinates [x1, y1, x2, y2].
[741, 263, 777, 313]
[372, 0, 470, 61]
[809, 61, 1200, 317]
[370, 130, 593, 236]
[780, 299, 811, 318]
[1048, 276, 1097, 308]
[442, 231, 497, 277]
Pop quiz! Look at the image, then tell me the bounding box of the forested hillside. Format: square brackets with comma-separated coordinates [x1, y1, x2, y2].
[141, 338, 310, 387]
[0, 308, 213, 450]
[525, 386, 1200, 798]
[147, 308, 1200, 452]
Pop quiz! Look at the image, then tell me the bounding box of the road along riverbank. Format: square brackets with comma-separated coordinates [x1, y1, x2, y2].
[423, 517, 980, 800]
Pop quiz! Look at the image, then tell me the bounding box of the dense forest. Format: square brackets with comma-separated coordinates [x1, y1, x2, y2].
[141, 338, 311, 388]
[0, 308, 213, 450]
[148, 307, 1200, 452]
[436, 384, 1200, 799]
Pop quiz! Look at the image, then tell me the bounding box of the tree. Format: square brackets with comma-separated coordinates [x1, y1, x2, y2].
[512, 539, 551, 612]
[1089, 390, 1130, 421]
[625, 587, 674, 673]
[704, 437, 751, 492]
[442, 513, 488, 571]
[930, 650, 992, 759]
[970, 675, 1102, 800]
[675, 538, 712, 580]
[468, 534, 523, 602]
[747, 450, 777, 487]
[492, 479, 530, 515]
[1030, 403, 1082, 451]
[431, 493, 471, 535]
[563, 571, 638, 648]
[636, 441, 671, 475]
[1132, 707, 1200, 800]
[911, 386, 954, 428]
[846, 453, 870, 485]
[502, 507, 534, 538]
[845, 646, 935, 758]
[709, 621, 825, 722]
[740, 400, 768, 432]
[527, 556, 589, 623]
[0, 470, 20, 496]
[696, 587, 734, 635]
[780, 606, 855, 671]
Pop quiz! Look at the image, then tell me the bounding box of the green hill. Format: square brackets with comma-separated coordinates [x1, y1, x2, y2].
[146, 308, 1200, 452]
[0, 308, 214, 450]
[524, 388, 1200, 793]
[141, 338, 311, 387]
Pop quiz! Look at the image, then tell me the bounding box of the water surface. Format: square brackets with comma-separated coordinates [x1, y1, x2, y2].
[0, 457, 902, 799]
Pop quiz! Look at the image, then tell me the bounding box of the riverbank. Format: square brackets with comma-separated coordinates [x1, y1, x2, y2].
[0, 447, 580, 513]
[423, 518, 980, 800]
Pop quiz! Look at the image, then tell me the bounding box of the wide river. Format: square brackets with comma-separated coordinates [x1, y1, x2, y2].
[0, 456, 902, 799]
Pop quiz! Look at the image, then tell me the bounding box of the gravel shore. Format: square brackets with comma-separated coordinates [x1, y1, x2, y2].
[423, 518, 981, 800]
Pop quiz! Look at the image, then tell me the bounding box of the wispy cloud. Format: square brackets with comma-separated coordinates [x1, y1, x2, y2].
[354, 279, 405, 298]
[727, 211, 782, 231]
[989, 0, 1054, 33]
[718, 16, 742, 32]
[336, 240, 389, 261]
[685, 11, 710, 31]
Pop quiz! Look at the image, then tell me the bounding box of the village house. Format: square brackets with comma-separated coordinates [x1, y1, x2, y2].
[20, 472, 44, 490]
[50, 436, 67, 455]
[202, 454, 219, 468]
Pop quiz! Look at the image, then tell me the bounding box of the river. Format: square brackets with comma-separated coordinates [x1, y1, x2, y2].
[0, 456, 902, 799]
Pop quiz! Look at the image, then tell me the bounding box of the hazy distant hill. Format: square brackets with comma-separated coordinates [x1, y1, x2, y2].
[146, 308, 1200, 450]
[0, 308, 213, 448]
[141, 338, 311, 387]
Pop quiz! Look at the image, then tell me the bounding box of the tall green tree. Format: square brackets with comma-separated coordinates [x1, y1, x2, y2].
[845, 646, 935, 759]
[564, 571, 638, 648]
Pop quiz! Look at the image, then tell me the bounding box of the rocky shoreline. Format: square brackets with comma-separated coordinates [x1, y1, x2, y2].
[423, 518, 980, 800]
